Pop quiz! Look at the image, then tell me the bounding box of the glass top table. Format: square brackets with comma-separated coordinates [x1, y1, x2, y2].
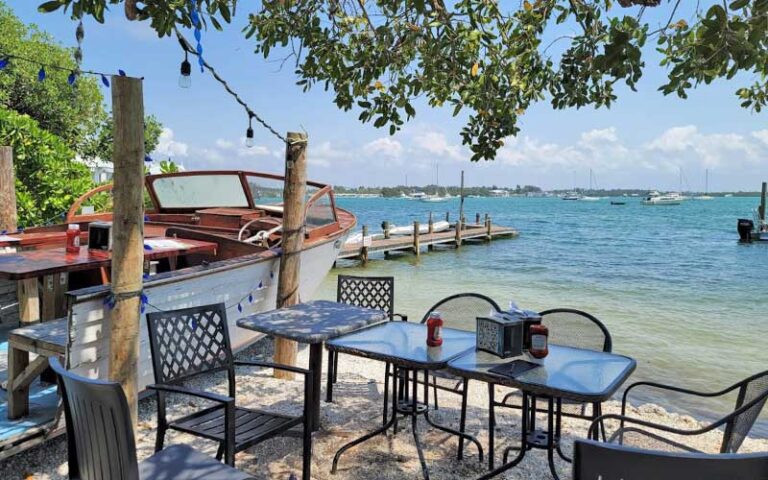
[236, 300, 387, 431]
[327, 322, 481, 479]
[447, 345, 636, 403]
[447, 346, 636, 480]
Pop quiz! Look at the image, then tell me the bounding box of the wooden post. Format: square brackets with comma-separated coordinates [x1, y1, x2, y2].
[476, 212, 480, 225]
[428, 212, 434, 233]
[108, 76, 145, 432]
[275, 131, 308, 380]
[383, 221, 391, 239]
[412, 221, 420, 256]
[445, 211, 450, 222]
[360, 225, 369, 265]
[760, 182, 767, 224]
[486, 216, 493, 240]
[0, 147, 17, 234]
[455, 218, 462, 247]
[459, 170, 465, 227]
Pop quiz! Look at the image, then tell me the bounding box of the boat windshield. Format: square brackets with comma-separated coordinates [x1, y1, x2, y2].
[152, 174, 249, 209]
[246, 174, 320, 206]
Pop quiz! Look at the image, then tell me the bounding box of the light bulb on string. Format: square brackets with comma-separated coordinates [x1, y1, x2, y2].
[245, 116, 255, 148]
[178, 52, 191, 88]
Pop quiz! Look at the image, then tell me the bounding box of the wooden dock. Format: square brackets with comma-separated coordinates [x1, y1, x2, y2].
[339, 218, 518, 263]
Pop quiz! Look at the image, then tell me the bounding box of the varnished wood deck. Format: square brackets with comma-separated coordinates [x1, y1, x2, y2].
[339, 223, 518, 260]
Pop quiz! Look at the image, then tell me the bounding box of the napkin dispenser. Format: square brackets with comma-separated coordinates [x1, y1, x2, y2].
[476, 314, 525, 358]
[88, 221, 113, 251]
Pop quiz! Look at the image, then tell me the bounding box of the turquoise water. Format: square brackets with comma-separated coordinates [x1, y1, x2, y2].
[315, 196, 768, 435]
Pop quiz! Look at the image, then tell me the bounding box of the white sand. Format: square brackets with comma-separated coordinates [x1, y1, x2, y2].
[2, 337, 766, 479]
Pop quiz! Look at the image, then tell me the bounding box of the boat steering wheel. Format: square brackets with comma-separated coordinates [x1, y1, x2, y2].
[238, 218, 282, 248]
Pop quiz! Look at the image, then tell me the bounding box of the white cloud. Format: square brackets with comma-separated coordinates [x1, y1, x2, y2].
[751, 130, 768, 147]
[215, 139, 235, 149]
[154, 128, 189, 158]
[363, 137, 403, 158]
[412, 131, 466, 161]
[647, 126, 762, 169]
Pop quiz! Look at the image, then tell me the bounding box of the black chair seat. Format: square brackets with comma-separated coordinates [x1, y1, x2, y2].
[170, 405, 302, 448]
[139, 444, 255, 480]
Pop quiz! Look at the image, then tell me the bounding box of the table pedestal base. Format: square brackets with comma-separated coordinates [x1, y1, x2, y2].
[332, 367, 483, 479]
[479, 396, 571, 480]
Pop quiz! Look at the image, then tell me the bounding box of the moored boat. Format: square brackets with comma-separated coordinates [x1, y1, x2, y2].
[641, 191, 683, 205]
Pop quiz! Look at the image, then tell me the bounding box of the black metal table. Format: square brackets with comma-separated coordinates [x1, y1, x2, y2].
[326, 322, 482, 479]
[236, 300, 387, 431]
[447, 346, 636, 480]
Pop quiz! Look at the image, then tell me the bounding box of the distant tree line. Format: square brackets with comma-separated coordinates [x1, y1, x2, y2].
[335, 184, 543, 197]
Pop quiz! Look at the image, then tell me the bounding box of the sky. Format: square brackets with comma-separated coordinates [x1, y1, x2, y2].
[6, 1, 768, 191]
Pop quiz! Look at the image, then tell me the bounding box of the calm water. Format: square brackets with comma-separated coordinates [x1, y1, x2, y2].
[315, 196, 768, 435]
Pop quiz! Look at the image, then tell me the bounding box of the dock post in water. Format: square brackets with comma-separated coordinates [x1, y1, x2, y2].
[413, 221, 420, 256]
[476, 212, 480, 225]
[428, 213, 434, 251]
[275, 131, 308, 380]
[360, 225, 369, 265]
[109, 76, 146, 431]
[445, 211, 450, 222]
[459, 170, 465, 225]
[383, 221, 391, 239]
[455, 218, 463, 248]
[486, 216, 493, 240]
[760, 182, 767, 225]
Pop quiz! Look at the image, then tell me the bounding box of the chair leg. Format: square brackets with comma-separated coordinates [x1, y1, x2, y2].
[488, 383, 495, 471]
[433, 375, 439, 410]
[457, 378, 469, 461]
[154, 426, 166, 453]
[326, 349, 335, 403]
[215, 443, 224, 461]
[383, 362, 391, 426]
[302, 417, 312, 480]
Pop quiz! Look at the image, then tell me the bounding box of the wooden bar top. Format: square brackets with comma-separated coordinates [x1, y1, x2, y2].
[0, 238, 217, 280]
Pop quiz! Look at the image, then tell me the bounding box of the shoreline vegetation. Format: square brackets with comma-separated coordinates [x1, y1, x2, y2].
[334, 185, 761, 198]
[3, 337, 766, 480]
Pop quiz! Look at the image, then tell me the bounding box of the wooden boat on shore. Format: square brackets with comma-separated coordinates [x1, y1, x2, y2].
[0, 170, 354, 458]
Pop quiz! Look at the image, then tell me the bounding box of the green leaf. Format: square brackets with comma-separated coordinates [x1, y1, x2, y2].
[729, 0, 749, 9]
[37, 1, 62, 13]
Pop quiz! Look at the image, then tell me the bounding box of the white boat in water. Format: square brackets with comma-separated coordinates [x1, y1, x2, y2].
[419, 193, 452, 203]
[562, 192, 581, 201]
[580, 196, 601, 202]
[388, 220, 451, 235]
[642, 191, 683, 205]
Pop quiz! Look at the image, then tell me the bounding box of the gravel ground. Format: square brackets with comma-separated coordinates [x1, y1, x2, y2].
[2, 337, 766, 479]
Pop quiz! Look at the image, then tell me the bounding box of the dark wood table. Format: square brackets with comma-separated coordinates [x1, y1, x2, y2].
[326, 322, 481, 480]
[0, 238, 217, 323]
[447, 346, 636, 479]
[235, 300, 387, 431]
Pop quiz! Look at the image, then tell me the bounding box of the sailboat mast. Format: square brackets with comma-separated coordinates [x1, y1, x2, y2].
[705, 169, 709, 194]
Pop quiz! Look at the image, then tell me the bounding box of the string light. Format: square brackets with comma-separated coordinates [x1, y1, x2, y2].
[178, 51, 191, 88]
[246, 115, 255, 148]
[0, 52, 122, 87]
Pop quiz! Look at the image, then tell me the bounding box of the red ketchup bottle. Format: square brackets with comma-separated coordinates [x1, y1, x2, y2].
[66, 224, 81, 254]
[529, 323, 549, 359]
[426, 311, 443, 347]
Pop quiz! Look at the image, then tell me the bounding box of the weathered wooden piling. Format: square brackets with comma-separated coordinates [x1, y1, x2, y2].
[0, 147, 17, 234]
[760, 182, 767, 224]
[383, 220, 391, 239]
[413, 221, 420, 255]
[360, 225, 369, 264]
[455, 218, 462, 247]
[476, 212, 481, 225]
[445, 211, 450, 222]
[275, 131, 308, 381]
[428, 213, 434, 251]
[486, 216, 493, 240]
[109, 76, 146, 431]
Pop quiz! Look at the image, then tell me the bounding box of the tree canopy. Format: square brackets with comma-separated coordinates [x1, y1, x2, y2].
[42, 0, 768, 161]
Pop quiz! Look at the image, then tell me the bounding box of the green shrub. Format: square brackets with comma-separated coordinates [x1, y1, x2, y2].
[0, 107, 94, 227]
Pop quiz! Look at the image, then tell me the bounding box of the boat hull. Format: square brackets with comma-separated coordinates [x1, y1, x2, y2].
[66, 235, 345, 391]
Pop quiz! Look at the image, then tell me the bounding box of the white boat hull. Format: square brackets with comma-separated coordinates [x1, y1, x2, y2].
[66, 236, 345, 390]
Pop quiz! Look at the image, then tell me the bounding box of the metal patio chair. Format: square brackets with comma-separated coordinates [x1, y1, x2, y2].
[331, 275, 407, 418]
[49, 358, 255, 480]
[145, 303, 313, 479]
[419, 293, 502, 459]
[494, 308, 612, 423]
[589, 370, 768, 454]
[573, 439, 768, 480]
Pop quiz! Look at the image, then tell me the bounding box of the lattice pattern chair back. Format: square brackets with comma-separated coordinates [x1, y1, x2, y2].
[50, 358, 140, 480]
[419, 293, 501, 331]
[146, 303, 234, 387]
[723, 371, 768, 453]
[337, 275, 395, 319]
[540, 308, 612, 352]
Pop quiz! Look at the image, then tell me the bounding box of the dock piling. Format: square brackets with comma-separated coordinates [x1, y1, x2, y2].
[486, 216, 493, 240]
[476, 212, 480, 225]
[383, 220, 391, 239]
[413, 221, 420, 256]
[445, 211, 450, 222]
[360, 225, 369, 265]
[760, 182, 767, 224]
[455, 218, 463, 248]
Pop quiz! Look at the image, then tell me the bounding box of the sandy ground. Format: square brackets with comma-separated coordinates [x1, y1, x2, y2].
[1, 337, 766, 479]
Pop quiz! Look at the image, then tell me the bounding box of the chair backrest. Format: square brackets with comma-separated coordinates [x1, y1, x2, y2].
[146, 303, 234, 393]
[573, 439, 768, 480]
[723, 370, 768, 453]
[337, 275, 395, 319]
[539, 308, 612, 352]
[50, 358, 139, 480]
[420, 293, 501, 331]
